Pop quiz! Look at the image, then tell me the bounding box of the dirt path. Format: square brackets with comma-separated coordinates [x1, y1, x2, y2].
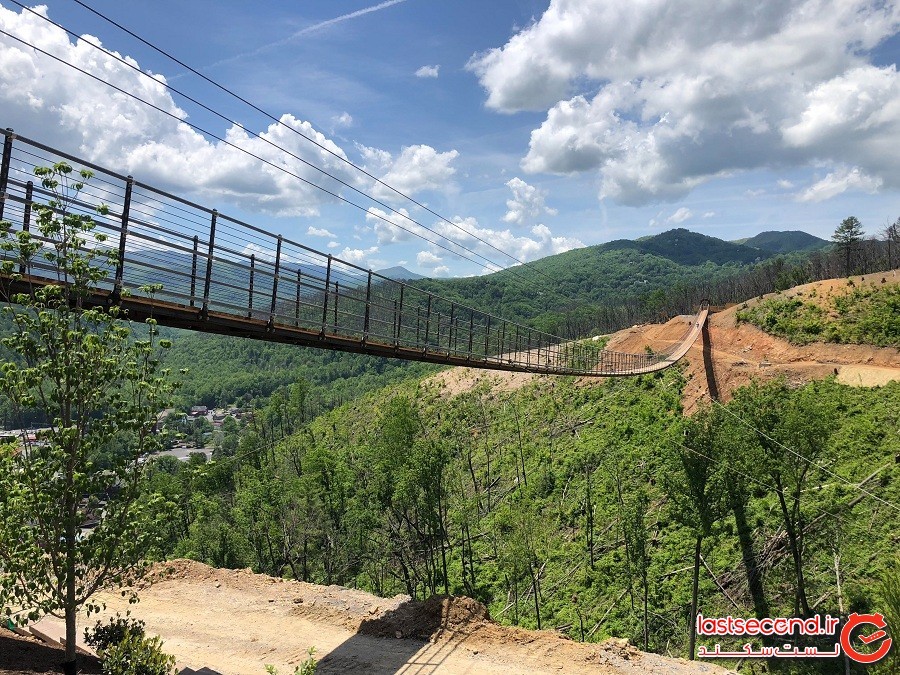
[88, 561, 729, 675]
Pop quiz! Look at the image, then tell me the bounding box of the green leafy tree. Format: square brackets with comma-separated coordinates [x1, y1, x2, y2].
[0, 163, 177, 673]
[664, 407, 729, 659]
[833, 216, 864, 276]
[622, 487, 651, 651]
[730, 380, 835, 617]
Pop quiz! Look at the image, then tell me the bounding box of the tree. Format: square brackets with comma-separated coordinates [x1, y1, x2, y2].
[832, 216, 864, 276]
[884, 218, 900, 270]
[664, 407, 729, 659]
[0, 163, 177, 673]
[730, 380, 834, 617]
[622, 487, 651, 651]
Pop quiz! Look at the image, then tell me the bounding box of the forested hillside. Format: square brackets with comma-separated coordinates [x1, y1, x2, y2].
[412, 227, 894, 337]
[156, 327, 438, 409]
[143, 363, 900, 670]
[739, 230, 830, 254]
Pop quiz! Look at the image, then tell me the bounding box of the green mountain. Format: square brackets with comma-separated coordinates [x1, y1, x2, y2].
[375, 265, 423, 281]
[740, 230, 830, 254]
[603, 228, 767, 265]
[411, 228, 777, 330]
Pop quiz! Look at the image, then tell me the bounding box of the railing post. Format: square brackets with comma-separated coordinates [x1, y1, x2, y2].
[500, 322, 506, 361]
[484, 316, 491, 359]
[467, 311, 474, 359]
[515, 325, 520, 364]
[416, 307, 421, 343]
[435, 313, 441, 350]
[269, 235, 282, 327]
[527, 328, 532, 368]
[320, 254, 332, 333]
[395, 285, 404, 346]
[363, 270, 372, 341]
[248, 254, 255, 317]
[392, 299, 398, 344]
[295, 268, 302, 327]
[423, 295, 432, 351]
[189, 235, 198, 307]
[0, 129, 14, 222]
[201, 209, 217, 318]
[19, 180, 32, 274]
[449, 304, 455, 354]
[112, 175, 133, 302]
[333, 281, 339, 330]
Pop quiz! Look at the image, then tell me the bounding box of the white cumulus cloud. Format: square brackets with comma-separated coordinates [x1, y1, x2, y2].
[365, 206, 430, 244]
[416, 250, 443, 266]
[502, 177, 557, 225]
[667, 207, 692, 224]
[468, 0, 900, 205]
[331, 112, 353, 128]
[307, 226, 336, 238]
[796, 166, 884, 202]
[367, 145, 459, 201]
[339, 246, 379, 266]
[0, 4, 364, 217]
[415, 65, 440, 78]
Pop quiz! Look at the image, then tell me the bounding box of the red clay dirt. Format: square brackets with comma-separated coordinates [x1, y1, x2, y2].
[604, 271, 900, 414]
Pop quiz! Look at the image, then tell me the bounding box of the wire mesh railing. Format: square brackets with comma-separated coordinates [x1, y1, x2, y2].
[0, 128, 707, 376]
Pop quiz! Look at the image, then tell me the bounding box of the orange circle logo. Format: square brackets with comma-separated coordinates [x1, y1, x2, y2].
[840, 613, 892, 664]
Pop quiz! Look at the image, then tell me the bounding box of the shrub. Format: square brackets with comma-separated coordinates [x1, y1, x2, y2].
[99, 631, 176, 675]
[84, 613, 175, 675]
[84, 613, 146, 651]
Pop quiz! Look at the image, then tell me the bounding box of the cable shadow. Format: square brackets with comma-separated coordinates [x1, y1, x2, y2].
[316, 596, 484, 675]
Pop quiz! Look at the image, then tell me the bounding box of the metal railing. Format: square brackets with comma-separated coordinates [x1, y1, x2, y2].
[0, 128, 707, 376]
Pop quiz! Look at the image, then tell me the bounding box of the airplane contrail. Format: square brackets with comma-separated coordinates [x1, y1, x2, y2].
[208, 0, 409, 69]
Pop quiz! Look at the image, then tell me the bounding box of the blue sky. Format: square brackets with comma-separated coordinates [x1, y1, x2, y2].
[0, 0, 898, 276]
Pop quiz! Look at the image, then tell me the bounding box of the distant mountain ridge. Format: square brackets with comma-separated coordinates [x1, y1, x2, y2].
[738, 230, 830, 254]
[375, 266, 423, 281]
[408, 227, 802, 331]
[600, 228, 766, 266]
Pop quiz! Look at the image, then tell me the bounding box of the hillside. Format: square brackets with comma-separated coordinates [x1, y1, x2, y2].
[156, 327, 438, 409]
[4, 273, 899, 674]
[609, 271, 900, 413]
[132, 272, 900, 675]
[739, 230, 830, 253]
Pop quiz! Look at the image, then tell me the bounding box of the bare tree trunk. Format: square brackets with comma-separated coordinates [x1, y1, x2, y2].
[689, 535, 702, 660]
[530, 562, 542, 630]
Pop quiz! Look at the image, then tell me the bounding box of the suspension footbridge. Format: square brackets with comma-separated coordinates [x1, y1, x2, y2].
[0, 129, 707, 377]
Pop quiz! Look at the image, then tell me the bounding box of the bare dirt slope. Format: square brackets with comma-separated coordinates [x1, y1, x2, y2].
[83, 560, 730, 675]
[605, 271, 900, 413]
[424, 272, 899, 414]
